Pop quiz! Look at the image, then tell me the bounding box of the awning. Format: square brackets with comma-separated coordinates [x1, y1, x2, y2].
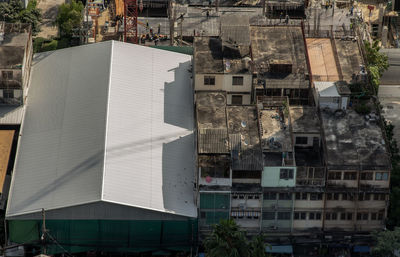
[266, 245, 293, 254]
[353, 246, 370, 253]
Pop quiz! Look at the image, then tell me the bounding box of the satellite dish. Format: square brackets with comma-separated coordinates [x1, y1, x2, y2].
[205, 176, 212, 183]
[241, 121, 247, 128]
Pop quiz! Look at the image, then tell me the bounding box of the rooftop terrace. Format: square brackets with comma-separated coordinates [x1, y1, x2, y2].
[290, 106, 320, 134]
[0, 23, 30, 69]
[321, 109, 390, 170]
[258, 97, 293, 153]
[250, 26, 308, 74]
[196, 92, 229, 154]
[334, 39, 363, 83]
[227, 106, 263, 171]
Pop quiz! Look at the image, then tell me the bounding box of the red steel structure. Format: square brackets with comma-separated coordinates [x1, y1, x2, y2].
[124, 0, 138, 43]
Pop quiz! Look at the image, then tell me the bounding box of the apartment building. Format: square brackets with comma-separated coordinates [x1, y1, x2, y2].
[196, 92, 231, 234]
[321, 109, 390, 233]
[193, 17, 253, 105]
[227, 105, 263, 233]
[194, 22, 391, 255]
[0, 22, 32, 105]
[257, 96, 296, 234]
[250, 25, 310, 105]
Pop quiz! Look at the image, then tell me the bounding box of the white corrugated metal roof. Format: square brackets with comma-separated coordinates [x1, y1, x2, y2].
[314, 81, 340, 97]
[6, 41, 196, 219]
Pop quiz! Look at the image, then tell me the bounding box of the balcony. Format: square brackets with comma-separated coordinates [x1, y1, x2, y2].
[0, 79, 22, 90]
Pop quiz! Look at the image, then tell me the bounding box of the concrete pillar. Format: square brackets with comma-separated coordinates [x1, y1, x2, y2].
[378, 4, 384, 37]
[382, 25, 388, 47]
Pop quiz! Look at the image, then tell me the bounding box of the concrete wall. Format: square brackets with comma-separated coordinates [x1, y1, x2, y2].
[194, 74, 224, 91]
[195, 73, 252, 105]
[198, 167, 232, 186]
[262, 167, 296, 187]
[293, 219, 322, 230]
[226, 93, 251, 105]
[294, 199, 324, 209]
[222, 74, 252, 92]
[293, 133, 320, 148]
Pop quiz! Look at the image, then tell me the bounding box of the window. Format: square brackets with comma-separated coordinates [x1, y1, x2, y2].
[378, 212, 384, 220]
[3, 89, 14, 99]
[279, 193, 291, 200]
[231, 95, 243, 105]
[380, 194, 386, 201]
[326, 213, 331, 220]
[201, 165, 230, 178]
[204, 76, 215, 85]
[342, 193, 348, 201]
[295, 137, 308, 145]
[238, 194, 245, 199]
[295, 192, 307, 200]
[347, 213, 353, 220]
[375, 172, 389, 181]
[247, 195, 253, 200]
[254, 195, 260, 200]
[340, 213, 346, 220]
[333, 193, 339, 200]
[344, 172, 357, 180]
[371, 213, 377, 220]
[327, 193, 332, 200]
[233, 194, 238, 199]
[263, 192, 277, 200]
[280, 169, 294, 180]
[201, 212, 206, 219]
[232, 76, 244, 86]
[309, 212, 315, 220]
[361, 172, 373, 180]
[316, 213, 322, 220]
[277, 212, 291, 220]
[294, 212, 306, 220]
[328, 172, 342, 180]
[357, 213, 369, 220]
[359, 193, 371, 201]
[300, 212, 306, 220]
[332, 213, 337, 220]
[2, 71, 13, 80]
[310, 193, 322, 201]
[262, 212, 275, 220]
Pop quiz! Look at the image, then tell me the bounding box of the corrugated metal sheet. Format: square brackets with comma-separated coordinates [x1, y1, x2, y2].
[7, 41, 196, 219]
[102, 41, 196, 218]
[0, 106, 25, 125]
[198, 128, 229, 154]
[229, 134, 263, 171]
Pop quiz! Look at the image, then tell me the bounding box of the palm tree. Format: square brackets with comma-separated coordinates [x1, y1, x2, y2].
[204, 219, 249, 257]
[204, 219, 271, 257]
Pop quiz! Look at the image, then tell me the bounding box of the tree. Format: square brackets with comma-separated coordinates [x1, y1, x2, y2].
[364, 41, 389, 91]
[55, 0, 84, 37]
[204, 219, 270, 257]
[372, 227, 400, 257]
[0, 0, 42, 35]
[205, 219, 249, 257]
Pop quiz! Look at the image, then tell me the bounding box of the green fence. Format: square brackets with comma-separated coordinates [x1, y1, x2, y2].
[199, 193, 230, 226]
[9, 219, 197, 254]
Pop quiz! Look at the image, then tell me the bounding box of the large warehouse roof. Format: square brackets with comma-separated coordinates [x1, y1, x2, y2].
[6, 41, 196, 219]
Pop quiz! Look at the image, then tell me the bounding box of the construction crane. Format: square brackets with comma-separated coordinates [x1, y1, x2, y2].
[124, 0, 138, 43]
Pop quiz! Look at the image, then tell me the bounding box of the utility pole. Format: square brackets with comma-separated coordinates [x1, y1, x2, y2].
[180, 18, 183, 46]
[168, 0, 176, 46]
[41, 208, 46, 255]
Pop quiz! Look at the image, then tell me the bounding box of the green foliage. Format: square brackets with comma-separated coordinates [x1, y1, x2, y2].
[364, 41, 389, 91]
[205, 219, 270, 257]
[56, 0, 84, 37]
[33, 37, 71, 53]
[355, 103, 371, 115]
[33, 36, 46, 53]
[372, 227, 400, 257]
[41, 39, 58, 51]
[0, 0, 42, 35]
[205, 219, 249, 257]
